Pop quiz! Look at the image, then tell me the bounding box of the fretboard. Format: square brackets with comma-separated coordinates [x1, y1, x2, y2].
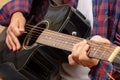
[36, 29, 120, 62]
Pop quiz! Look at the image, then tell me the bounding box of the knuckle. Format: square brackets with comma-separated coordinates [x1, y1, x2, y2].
[72, 53, 78, 58]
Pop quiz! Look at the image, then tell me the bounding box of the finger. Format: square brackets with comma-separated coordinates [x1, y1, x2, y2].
[76, 43, 90, 66]
[74, 40, 87, 46]
[68, 55, 78, 65]
[81, 43, 90, 55]
[72, 42, 81, 51]
[71, 40, 88, 64]
[6, 36, 12, 50]
[8, 30, 21, 51]
[8, 25, 21, 37]
[72, 40, 87, 58]
[6, 35, 16, 51]
[79, 47, 89, 60]
[77, 40, 88, 52]
[82, 58, 99, 68]
[102, 38, 111, 44]
[72, 40, 87, 55]
[78, 43, 90, 58]
[91, 36, 111, 44]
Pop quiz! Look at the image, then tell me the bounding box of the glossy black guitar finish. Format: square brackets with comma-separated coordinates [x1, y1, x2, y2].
[0, 5, 91, 80]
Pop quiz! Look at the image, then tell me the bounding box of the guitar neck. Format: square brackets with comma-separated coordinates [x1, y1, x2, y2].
[36, 29, 120, 62]
[0, 25, 120, 64]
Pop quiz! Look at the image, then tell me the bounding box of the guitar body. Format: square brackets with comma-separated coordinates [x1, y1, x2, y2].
[0, 5, 91, 80]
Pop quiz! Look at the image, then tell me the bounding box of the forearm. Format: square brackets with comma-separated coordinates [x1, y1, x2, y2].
[8, 0, 33, 17]
[0, 0, 33, 25]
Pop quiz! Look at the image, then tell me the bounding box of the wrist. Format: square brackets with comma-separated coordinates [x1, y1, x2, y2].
[12, 12, 24, 17]
[93, 59, 99, 66]
[89, 59, 99, 68]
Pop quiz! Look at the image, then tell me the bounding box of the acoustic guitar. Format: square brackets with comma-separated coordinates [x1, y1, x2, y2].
[0, 4, 120, 80]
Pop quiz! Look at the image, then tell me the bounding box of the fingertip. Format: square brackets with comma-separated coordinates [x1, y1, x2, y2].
[6, 41, 12, 50]
[6, 37, 12, 50]
[83, 39, 87, 43]
[68, 55, 73, 64]
[19, 28, 25, 33]
[68, 55, 78, 65]
[12, 47, 16, 52]
[68, 55, 72, 60]
[17, 44, 21, 51]
[84, 44, 90, 51]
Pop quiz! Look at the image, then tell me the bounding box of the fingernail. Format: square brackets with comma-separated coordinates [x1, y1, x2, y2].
[82, 39, 87, 43]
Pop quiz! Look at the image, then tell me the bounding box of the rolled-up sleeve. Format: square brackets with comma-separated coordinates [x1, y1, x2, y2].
[113, 18, 120, 46]
[89, 60, 115, 80]
[0, 0, 33, 25]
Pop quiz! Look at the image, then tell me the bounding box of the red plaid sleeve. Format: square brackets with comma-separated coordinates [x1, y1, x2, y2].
[0, 0, 33, 25]
[89, 60, 120, 79]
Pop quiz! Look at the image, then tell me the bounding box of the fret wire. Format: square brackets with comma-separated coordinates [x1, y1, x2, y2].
[99, 50, 107, 60]
[45, 29, 112, 49]
[40, 33, 76, 47]
[88, 46, 96, 57]
[43, 30, 82, 44]
[89, 46, 107, 60]
[98, 48, 109, 60]
[95, 47, 105, 59]
[39, 35, 72, 51]
[41, 34, 73, 49]
[88, 44, 114, 60]
[26, 24, 117, 54]
[35, 29, 118, 60]
[42, 34, 73, 48]
[103, 46, 114, 59]
[88, 40, 115, 52]
[92, 46, 100, 58]
[116, 56, 120, 60]
[43, 29, 115, 53]
[89, 42, 115, 55]
[44, 30, 98, 49]
[42, 30, 80, 46]
[43, 29, 115, 56]
[99, 47, 112, 59]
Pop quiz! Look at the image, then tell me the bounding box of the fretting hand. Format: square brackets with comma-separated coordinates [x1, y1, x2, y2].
[68, 35, 111, 68]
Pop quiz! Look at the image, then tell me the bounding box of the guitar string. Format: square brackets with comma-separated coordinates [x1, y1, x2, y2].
[25, 25, 116, 62]
[25, 24, 115, 54]
[44, 30, 115, 60]
[25, 24, 120, 68]
[25, 25, 118, 62]
[40, 30, 120, 74]
[26, 24, 120, 68]
[43, 30, 120, 61]
[25, 25, 120, 63]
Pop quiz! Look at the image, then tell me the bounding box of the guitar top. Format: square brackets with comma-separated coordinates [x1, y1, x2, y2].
[0, 4, 91, 80]
[0, 4, 120, 80]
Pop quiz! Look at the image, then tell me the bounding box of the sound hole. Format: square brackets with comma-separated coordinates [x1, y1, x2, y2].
[26, 24, 46, 46]
[23, 20, 49, 49]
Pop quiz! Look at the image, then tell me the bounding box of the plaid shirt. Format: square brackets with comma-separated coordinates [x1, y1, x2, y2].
[64, 0, 120, 79]
[90, 0, 120, 79]
[0, 0, 120, 79]
[0, 0, 49, 25]
[0, 0, 33, 25]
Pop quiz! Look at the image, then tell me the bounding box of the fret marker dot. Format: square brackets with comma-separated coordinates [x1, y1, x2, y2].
[93, 48, 96, 51]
